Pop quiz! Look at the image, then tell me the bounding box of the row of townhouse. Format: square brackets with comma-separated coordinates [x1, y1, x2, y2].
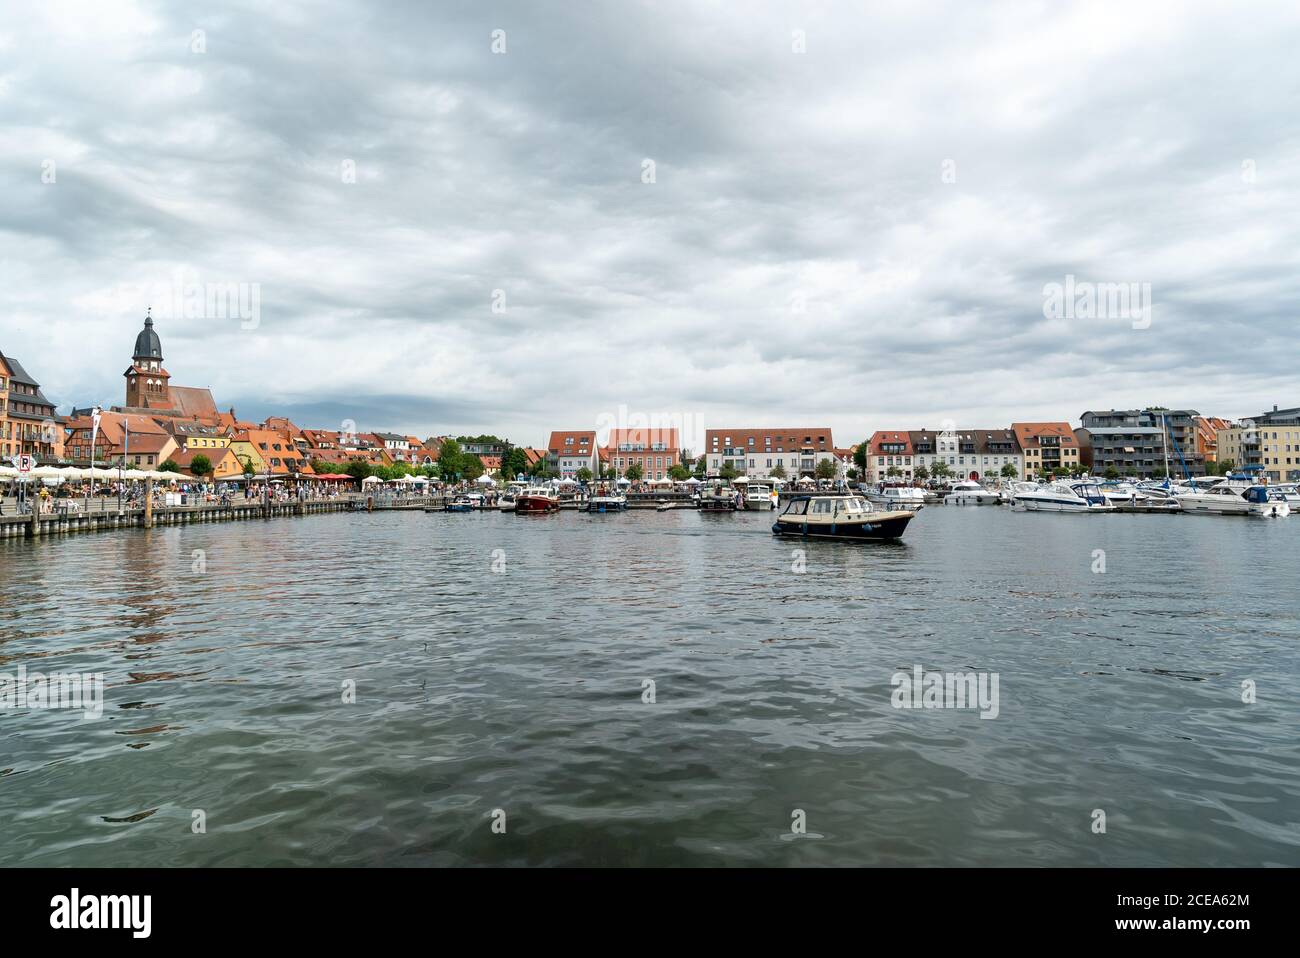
[864, 425, 1057, 483]
[865, 409, 1249, 482]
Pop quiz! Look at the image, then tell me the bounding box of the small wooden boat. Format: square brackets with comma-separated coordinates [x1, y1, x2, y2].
[772, 494, 914, 540]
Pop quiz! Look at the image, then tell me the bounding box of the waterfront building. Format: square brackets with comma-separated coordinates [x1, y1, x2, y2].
[163, 418, 231, 454]
[1077, 409, 1204, 477]
[1217, 406, 1300, 482]
[1194, 416, 1231, 463]
[0, 350, 62, 462]
[907, 428, 1024, 481]
[703, 428, 834, 478]
[547, 430, 600, 477]
[167, 445, 244, 480]
[63, 411, 176, 467]
[229, 428, 314, 476]
[605, 427, 681, 481]
[865, 431, 914, 483]
[1011, 422, 1080, 477]
[375, 432, 412, 459]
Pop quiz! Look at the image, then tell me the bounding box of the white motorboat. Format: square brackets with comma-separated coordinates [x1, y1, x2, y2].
[943, 479, 1001, 506]
[868, 486, 927, 509]
[1271, 483, 1300, 505]
[1176, 482, 1289, 517]
[741, 482, 774, 511]
[1095, 481, 1150, 506]
[1012, 480, 1115, 512]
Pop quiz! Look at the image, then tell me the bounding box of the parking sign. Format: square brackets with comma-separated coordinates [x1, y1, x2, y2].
[16, 455, 33, 473]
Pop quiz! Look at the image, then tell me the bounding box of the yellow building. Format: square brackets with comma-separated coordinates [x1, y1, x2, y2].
[1217, 408, 1300, 482]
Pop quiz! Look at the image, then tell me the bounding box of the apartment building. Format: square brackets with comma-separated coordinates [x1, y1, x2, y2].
[704, 428, 834, 479]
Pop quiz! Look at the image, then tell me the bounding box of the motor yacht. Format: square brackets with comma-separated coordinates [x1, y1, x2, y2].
[1012, 480, 1115, 512]
[943, 480, 1001, 506]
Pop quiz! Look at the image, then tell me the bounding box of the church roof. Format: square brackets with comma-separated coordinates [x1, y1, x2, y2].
[170, 386, 219, 420]
[133, 314, 163, 360]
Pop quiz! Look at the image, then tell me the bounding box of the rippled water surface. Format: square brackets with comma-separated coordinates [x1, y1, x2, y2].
[2, 506, 1298, 866]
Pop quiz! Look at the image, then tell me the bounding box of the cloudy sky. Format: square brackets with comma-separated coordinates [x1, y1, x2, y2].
[3, 0, 1298, 450]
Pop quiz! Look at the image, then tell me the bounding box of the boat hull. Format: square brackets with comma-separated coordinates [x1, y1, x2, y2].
[515, 496, 559, 513]
[772, 511, 914, 540]
[698, 499, 737, 512]
[586, 498, 627, 513]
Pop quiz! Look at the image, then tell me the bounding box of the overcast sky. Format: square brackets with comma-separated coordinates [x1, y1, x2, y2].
[3, 0, 1298, 450]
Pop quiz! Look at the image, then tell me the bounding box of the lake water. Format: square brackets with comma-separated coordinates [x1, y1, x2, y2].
[2, 505, 1297, 866]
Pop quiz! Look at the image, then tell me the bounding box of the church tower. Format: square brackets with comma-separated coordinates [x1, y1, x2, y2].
[124, 309, 172, 409]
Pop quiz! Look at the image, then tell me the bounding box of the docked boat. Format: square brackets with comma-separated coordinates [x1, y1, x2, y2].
[943, 480, 1001, 506]
[1012, 480, 1115, 512]
[514, 486, 560, 514]
[444, 495, 476, 513]
[586, 493, 628, 513]
[867, 485, 928, 509]
[1176, 482, 1290, 517]
[772, 495, 915, 540]
[1095, 481, 1150, 506]
[741, 482, 773, 510]
[697, 486, 738, 512]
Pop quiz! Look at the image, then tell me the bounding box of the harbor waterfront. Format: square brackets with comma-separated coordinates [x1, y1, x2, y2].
[2, 506, 1297, 867]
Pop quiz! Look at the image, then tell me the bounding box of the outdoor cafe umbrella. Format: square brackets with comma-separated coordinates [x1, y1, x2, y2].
[475, 474, 496, 485]
[361, 475, 383, 485]
[0, 465, 17, 478]
[29, 465, 64, 480]
[616, 477, 631, 485]
[681, 476, 702, 485]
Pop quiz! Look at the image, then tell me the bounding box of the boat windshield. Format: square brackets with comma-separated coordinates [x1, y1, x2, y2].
[782, 498, 809, 515]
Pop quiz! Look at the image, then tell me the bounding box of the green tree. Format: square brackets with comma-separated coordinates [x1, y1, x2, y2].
[846, 468, 859, 482]
[461, 454, 485, 481]
[931, 461, 953, 480]
[853, 443, 869, 474]
[815, 458, 837, 480]
[159, 459, 181, 473]
[885, 466, 901, 478]
[769, 462, 786, 479]
[438, 439, 464, 480]
[1151, 467, 1167, 479]
[600, 465, 616, 480]
[718, 463, 738, 481]
[190, 454, 213, 479]
[625, 463, 644, 481]
[913, 464, 930, 482]
[667, 463, 689, 481]
[575, 466, 593, 483]
[1000, 462, 1018, 479]
[1103, 466, 1120, 480]
[502, 447, 529, 479]
[344, 459, 372, 480]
